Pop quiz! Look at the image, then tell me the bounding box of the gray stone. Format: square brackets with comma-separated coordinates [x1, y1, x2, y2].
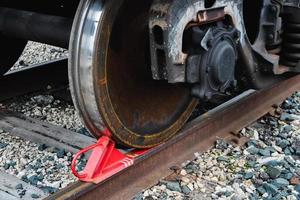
[217, 156, 229, 162]
[253, 179, 264, 186]
[260, 172, 270, 181]
[215, 139, 229, 150]
[295, 147, 300, 156]
[247, 140, 258, 147]
[294, 184, 300, 193]
[272, 193, 283, 200]
[281, 173, 293, 180]
[41, 186, 59, 194]
[266, 166, 281, 179]
[38, 144, 47, 151]
[134, 193, 143, 200]
[277, 140, 290, 149]
[0, 142, 8, 149]
[249, 194, 259, 200]
[181, 185, 191, 194]
[247, 146, 259, 155]
[285, 156, 295, 166]
[247, 161, 256, 168]
[256, 186, 266, 195]
[282, 125, 293, 133]
[244, 172, 254, 180]
[273, 178, 289, 188]
[165, 181, 182, 192]
[15, 183, 23, 190]
[31, 193, 41, 199]
[265, 147, 276, 153]
[265, 160, 282, 167]
[284, 148, 291, 155]
[263, 183, 278, 195]
[259, 148, 271, 156]
[280, 113, 298, 121]
[56, 149, 65, 158]
[27, 175, 39, 186]
[18, 189, 26, 197]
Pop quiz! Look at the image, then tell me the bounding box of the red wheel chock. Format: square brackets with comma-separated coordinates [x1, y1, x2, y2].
[71, 129, 148, 183]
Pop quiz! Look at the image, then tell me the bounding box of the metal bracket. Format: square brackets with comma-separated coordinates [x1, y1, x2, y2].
[71, 129, 149, 184]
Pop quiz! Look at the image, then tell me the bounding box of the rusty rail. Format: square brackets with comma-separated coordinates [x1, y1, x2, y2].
[47, 75, 300, 200]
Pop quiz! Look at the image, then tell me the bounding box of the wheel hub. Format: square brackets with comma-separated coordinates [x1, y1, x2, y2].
[185, 26, 239, 103]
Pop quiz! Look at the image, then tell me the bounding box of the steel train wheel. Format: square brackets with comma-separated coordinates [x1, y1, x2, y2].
[69, 0, 198, 148]
[0, 36, 26, 75]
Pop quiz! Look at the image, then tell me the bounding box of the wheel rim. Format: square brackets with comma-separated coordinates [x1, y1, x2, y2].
[70, 0, 197, 148]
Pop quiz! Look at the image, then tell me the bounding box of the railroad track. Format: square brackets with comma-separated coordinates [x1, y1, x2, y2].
[0, 59, 297, 200]
[0, 58, 69, 102]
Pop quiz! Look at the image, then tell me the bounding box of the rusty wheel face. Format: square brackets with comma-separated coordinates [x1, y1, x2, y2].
[70, 0, 197, 148]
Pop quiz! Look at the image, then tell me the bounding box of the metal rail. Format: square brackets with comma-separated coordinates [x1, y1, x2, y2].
[0, 58, 68, 101]
[47, 74, 300, 200]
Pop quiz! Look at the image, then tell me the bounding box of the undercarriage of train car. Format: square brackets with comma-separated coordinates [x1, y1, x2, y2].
[1, 0, 300, 148]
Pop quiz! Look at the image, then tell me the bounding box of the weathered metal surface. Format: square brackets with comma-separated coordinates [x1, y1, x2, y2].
[0, 58, 68, 101]
[69, 0, 197, 148]
[149, 0, 229, 83]
[0, 109, 96, 153]
[48, 74, 300, 200]
[279, 5, 300, 71]
[0, 172, 46, 200]
[0, 7, 73, 48]
[148, 0, 296, 89]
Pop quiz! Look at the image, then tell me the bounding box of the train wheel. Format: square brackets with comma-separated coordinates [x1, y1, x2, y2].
[0, 36, 26, 75]
[69, 0, 198, 148]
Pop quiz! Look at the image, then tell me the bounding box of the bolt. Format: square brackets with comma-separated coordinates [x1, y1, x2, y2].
[204, 92, 212, 100]
[268, 34, 274, 40]
[206, 66, 211, 73]
[254, 64, 259, 72]
[234, 30, 240, 39]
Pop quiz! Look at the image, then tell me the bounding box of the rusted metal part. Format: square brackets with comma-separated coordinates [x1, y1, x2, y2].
[0, 58, 68, 101]
[0, 7, 73, 48]
[148, 0, 243, 83]
[148, 0, 299, 89]
[48, 75, 300, 200]
[197, 8, 225, 24]
[69, 0, 197, 148]
[149, 0, 222, 82]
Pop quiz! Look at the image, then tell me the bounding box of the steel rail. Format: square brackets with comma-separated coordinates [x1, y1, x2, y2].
[47, 75, 300, 200]
[0, 57, 68, 101]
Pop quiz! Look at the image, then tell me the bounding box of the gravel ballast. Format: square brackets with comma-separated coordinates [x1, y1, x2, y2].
[134, 92, 300, 200]
[4, 94, 85, 133]
[0, 42, 82, 198]
[3, 41, 300, 199]
[0, 130, 77, 196]
[11, 41, 68, 71]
